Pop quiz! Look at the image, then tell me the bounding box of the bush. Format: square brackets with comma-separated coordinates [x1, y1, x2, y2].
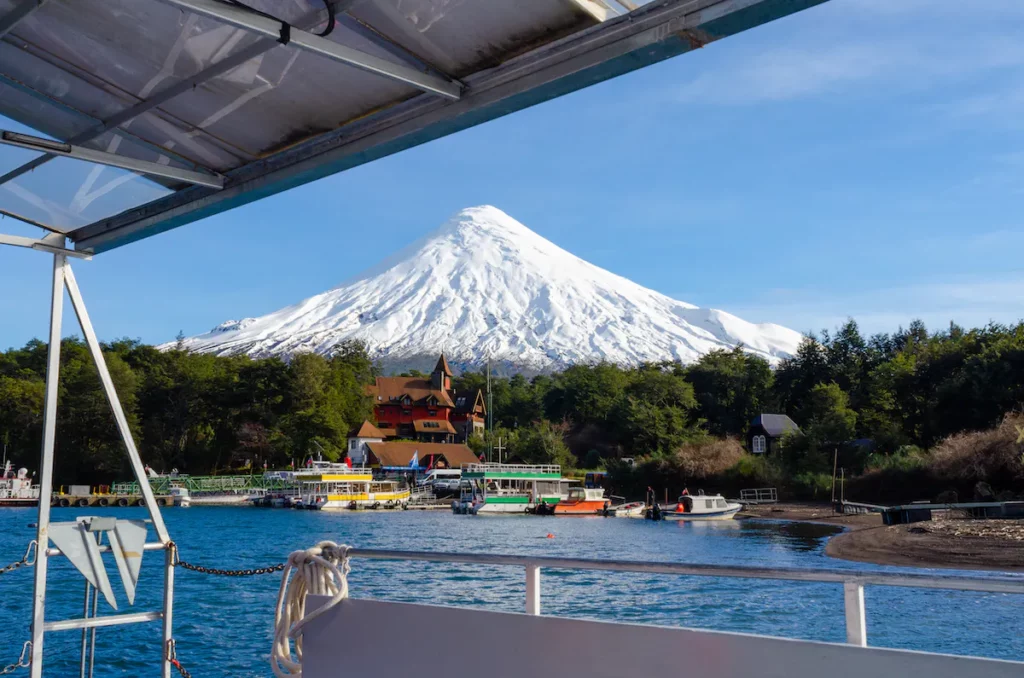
[865, 445, 928, 473]
[792, 472, 834, 500]
[724, 454, 785, 488]
[929, 413, 1024, 486]
[583, 449, 602, 469]
[674, 437, 745, 479]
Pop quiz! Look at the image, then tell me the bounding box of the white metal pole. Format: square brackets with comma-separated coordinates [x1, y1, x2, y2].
[843, 581, 867, 647]
[29, 253, 66, 678]
[61, 263, 170, 543]
[525, 564, 541, 615]
[162, 548, 175, 678]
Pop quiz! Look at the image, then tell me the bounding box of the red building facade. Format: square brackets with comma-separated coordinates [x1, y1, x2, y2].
[368, 354, 484, 444]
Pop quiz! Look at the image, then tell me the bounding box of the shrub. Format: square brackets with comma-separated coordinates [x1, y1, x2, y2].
[929, 413, 1024, 486]
[674, 437, 745, 479]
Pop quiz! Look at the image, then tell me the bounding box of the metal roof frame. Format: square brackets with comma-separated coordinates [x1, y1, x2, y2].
[68, 0, 828, 253]
[0, 0, 829, 254]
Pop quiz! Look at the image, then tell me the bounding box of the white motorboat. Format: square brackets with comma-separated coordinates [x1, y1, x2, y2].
[661, 491, 741, 520]
[168, 485, 191, 508]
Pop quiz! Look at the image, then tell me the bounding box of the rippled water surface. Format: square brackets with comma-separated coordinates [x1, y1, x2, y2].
[1, 507, 1022, 675]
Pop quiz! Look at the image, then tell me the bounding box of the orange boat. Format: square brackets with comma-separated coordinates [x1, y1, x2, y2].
[553, 487, 610, 515]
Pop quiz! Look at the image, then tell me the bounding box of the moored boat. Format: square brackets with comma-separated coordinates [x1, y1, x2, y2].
[454, 463, 572, 514]
[0, 461, 39, 507]
[604, 501, 645, 517]
[298, 467, 410, 510]
[551, 487, 610, 515]
[169, 485, 191, 507]
[662, 491, 741, 520]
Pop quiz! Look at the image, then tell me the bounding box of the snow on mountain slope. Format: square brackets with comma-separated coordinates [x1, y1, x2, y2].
[171, 206, 803, 371]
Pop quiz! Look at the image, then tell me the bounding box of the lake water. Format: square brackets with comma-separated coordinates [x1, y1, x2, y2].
[1, 506, 1022, 676]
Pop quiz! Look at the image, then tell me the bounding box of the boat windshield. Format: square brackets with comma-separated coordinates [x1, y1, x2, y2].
[567, 488, 585, 501]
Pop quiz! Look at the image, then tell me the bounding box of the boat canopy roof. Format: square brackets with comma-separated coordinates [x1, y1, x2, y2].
[0, 0, 826, 255]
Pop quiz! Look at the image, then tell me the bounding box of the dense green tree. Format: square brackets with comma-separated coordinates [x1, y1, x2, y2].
[685, 347, 773, 436]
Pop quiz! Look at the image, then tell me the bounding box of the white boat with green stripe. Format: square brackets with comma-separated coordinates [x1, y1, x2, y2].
[453, 463, 574, 515]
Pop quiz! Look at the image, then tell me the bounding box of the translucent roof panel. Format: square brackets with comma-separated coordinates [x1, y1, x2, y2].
[0, 156, 172, 231]
[0, 0, 823, 252]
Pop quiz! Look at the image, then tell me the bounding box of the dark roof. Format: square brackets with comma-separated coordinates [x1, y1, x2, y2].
[434, 354, 453, 377]
[452, 389, 485, 415]
[751, 414, 800, 437]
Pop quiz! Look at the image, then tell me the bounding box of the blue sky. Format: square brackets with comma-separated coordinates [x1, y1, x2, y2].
[2, 0, 1023, 349]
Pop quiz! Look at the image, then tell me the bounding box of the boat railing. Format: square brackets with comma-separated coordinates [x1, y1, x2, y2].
[463, 463, 561, 475]
[339, 548, 1024, 647]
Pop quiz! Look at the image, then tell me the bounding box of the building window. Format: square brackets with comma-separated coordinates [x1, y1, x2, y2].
[752, 435, 766, 454]
[402, 409, 411, 416]
[429, 410, 437, 416]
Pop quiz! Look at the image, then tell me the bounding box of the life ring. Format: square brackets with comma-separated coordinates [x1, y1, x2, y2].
[117, 497, 129, 507]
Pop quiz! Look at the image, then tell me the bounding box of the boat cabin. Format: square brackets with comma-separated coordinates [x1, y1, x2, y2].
[677, 493, 730, 513]
[565, 487, 607, 504]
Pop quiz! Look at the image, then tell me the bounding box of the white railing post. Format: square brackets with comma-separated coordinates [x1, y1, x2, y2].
[29, 253, 65, 678]
[525, 564, 540, 615]
[843, 581, 867, 647]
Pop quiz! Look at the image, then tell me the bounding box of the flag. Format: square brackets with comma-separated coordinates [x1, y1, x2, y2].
[306, 458, 312, 467]
[409, 450, 419, 468]
[345, 457, 352, 468]
[426, 455, 434, 471]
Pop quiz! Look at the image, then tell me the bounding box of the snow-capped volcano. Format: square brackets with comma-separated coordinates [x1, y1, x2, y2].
[172, 206, 802, 371]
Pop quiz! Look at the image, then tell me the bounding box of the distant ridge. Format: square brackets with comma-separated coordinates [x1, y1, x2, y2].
[171, 206, 803, 371]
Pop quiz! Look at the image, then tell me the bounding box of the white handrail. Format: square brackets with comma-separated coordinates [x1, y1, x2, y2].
[340, 547, 1024, 647]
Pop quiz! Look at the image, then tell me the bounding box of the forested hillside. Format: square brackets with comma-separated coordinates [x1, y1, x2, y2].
[1, 319, 1022, 500]
[0, 339, 374, 485]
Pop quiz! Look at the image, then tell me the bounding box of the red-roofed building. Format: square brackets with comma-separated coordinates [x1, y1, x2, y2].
[367, 353, 484, 444]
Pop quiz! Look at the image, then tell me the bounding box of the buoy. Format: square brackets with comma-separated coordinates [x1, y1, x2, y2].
[546, 533, 554, 539]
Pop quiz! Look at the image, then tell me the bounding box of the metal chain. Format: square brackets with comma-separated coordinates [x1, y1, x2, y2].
[169, 542, 285, 577]
[0, 541, 36, 576]
[0, 642, 31, 675]
[166, 640, 192, 678]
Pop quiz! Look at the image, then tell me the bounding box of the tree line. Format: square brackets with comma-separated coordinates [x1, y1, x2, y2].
[2, 318, 1022, 497]
[454, 319, 1024, 498]
[0, 339, 373, 485]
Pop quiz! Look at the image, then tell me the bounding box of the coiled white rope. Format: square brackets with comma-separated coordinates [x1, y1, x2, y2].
[271, 541, 352, 678]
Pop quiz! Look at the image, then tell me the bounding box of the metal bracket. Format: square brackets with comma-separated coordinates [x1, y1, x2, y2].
[0, 130, 225, 188]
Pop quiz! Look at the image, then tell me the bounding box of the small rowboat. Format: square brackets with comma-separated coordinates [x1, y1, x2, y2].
[604, 501, 645, 517]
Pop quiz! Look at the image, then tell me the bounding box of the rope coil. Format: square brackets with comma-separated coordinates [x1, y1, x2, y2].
[271, 541, 352, 678]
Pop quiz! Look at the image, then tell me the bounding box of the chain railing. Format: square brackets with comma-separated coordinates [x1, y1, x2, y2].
[0, 642, 31, 676]
[166, 640, 192, 678]
[0, 541, 35, 576]
[170, 543, 285, 577]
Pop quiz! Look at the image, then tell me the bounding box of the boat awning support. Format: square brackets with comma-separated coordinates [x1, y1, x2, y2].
[15, 240, 176, 678]
[159, 0, 464, 100]
[0, 130, 225, 188]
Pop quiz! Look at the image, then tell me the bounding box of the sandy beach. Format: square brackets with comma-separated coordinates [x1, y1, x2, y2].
[740, 502, 1024, 573]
